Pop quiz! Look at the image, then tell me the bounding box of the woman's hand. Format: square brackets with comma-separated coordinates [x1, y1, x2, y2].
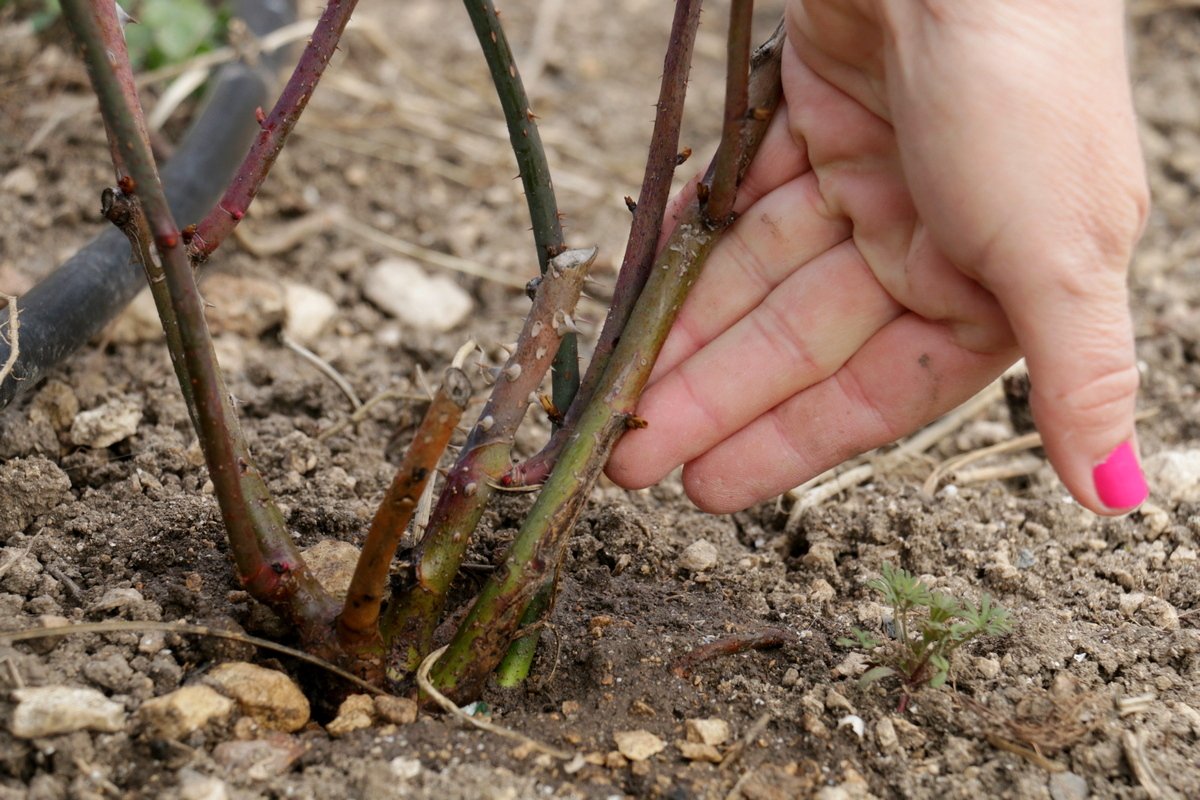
[607, 0, 1149, 514]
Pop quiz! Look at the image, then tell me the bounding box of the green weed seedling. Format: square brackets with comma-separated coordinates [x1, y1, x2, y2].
[838, 563, 1013, 712]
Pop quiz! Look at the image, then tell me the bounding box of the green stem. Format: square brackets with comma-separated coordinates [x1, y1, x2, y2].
[63, 0, 337, 646]
[461, 0, 577, 414]
[381, 249, 595, 681]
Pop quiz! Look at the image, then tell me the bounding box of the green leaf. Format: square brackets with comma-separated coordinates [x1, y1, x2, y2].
[859, 666, 897, 688]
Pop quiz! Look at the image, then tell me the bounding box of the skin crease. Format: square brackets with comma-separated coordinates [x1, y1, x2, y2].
[606, 0, 1149, 515]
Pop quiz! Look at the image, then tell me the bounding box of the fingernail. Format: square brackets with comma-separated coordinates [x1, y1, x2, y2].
[1092, 440, 1148, 510]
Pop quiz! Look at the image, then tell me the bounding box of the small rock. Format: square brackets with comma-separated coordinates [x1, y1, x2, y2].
[837, 714, 865, 739]
[33, 380, 79, 433]
[1143, 449, 1200, 504]
[1049, 771, 1089, 800]
[974, 656, 1002, 680]
[300, 539, 359, 601]
[107, 288, 162, 344]
[808, 578, 836, 603]
[139, 685, 235, 740]
[90, 587, 146, 613]
[212, 734, 306, 780]
[82, 652, 134, 692]
[0, 547, 42, 595]
[389, 757, 422, 780]
[326, 694, 375, 736]
[374, 695, 418, 725]
[1118, 592, 1146, 618]
[2, 165, 38, 198]
[832, 651, 869, 679]
[0, 456, 71, 534]
[282, 282, 338, 345]
[1141, 597, 1180, 630]
[362, 258, 474, 332]
[613, 730, 665, 761]
[875, 717, 900, 753]
[10, 686, 125, 738]
[201, 274, 285, 338]
[203, 663, 309, 732]
[177, 769, 229, 800]
[676, 740, 722, 763]
[1015, 548, 1036, 570]
[70, 396, 142, 448]
[678, 540, 718, 572]
[685, 718, 730, 746]
[781, 667, 800, 687]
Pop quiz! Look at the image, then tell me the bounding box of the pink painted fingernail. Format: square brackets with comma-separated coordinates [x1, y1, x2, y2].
[1093, 440, 1148, 510]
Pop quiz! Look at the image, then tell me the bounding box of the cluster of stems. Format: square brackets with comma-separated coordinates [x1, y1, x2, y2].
[61, 0, 783, 701]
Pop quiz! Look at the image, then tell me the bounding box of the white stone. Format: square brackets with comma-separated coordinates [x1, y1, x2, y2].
[678, 540, 718, 572]
[301, 539, 360, 602]
[70, 397, 142, 448]
[613, 730, 665, 761]
[201, 274, 285, 338]
[362, 258, 473, 332]
[203, 662, 309, 732]
[10, 686, 125, 738]
[326, 694, 374, 737]
[390, 757, 422, 780]
[139, 685, 235, 739]
[1143, 449, 1200, 504]
[178, 769, 229, 800]
[2, 166, 37, 198]
[685, 718, 730, 746]
[283, 282, 338, 345]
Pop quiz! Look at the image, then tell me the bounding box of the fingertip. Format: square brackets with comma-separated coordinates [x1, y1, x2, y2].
[1090, 438, 1148, 515]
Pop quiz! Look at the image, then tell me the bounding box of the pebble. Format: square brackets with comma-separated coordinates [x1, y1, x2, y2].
[362, 258, 474, 332]
[201, 274, 285, 338]
[1141, 597, 1180, 630]
[326, 694, 375, 737]
[685, 718, 730, 746]
[138, 685, 235, 740]
[390, 757, 422, 780]
[781, 667, 801, 687]
[0, 456, 72, 534]
[282, 281, 339, 345]
[1016, 548, 1036, 570]
[202, 662, 309, 732]
[613, 730, 665, 761]
[300, 539, 360, 602]
[1142, 449, 1200, 503]
[212, 734, 306, 780]
[1048, 771, 1089, 800]
[1119, 592, 1146, 618]
[1, 165, 38, 198]
[108, 289, 163, 344]
[70, 396, 142, 448]
[875, 717, 899, 753]
[676, 740, 722, 763]
[678, 540, 718, 572]
[9, 686, 126, 738]
[177, 769, 229, 800]
[374, 695, 418, 725]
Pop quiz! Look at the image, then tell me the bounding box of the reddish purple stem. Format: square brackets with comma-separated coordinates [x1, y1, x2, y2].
[187, 0, 359, 260]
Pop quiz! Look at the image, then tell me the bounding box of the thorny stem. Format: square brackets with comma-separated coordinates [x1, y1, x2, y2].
[187, 0, 359, 261]
[381, 248, 596, 679]
[88, 0, 150, 183]
[461, 0, 578, 415]
[336, 369, 471, 678]
[431, 19, 788, 701]
[494, 1, 703, 682]
[63, 0, 338, 644]
[703, 0, 754, 225]
[501, 17, 787, 492]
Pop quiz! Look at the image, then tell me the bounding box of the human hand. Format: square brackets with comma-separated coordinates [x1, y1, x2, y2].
[607, 0, 1149, 515]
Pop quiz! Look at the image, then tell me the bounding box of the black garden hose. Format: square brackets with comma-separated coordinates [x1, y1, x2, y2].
[0, 0, 297, 411]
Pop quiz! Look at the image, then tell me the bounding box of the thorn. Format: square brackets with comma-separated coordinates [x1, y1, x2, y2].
[255, 107, 267, 126]
[478, 415, 494, 432]
[525, 108, 539, 121]
[696, 183, 710, 204]
[465, 482, 479, 497]
[502, 363, 522, 382]
[114, 1, 137, 29]
[750, 107, 771, 121]
[530, 321, 544, 338]
[676, 147, 692, 165]
[624, 196, 637, 214]
[625, 414, 649, 430]
[535, 346, 547, 360]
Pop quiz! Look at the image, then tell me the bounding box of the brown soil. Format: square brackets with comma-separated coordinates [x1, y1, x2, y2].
[1, 2, 1198, 799]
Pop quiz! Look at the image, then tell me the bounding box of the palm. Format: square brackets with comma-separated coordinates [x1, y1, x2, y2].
[607, 43, 1015, 512]
[609, 0, 1146, 515]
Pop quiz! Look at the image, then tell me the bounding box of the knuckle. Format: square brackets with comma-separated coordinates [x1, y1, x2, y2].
[1039, 361, 1139, 433]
